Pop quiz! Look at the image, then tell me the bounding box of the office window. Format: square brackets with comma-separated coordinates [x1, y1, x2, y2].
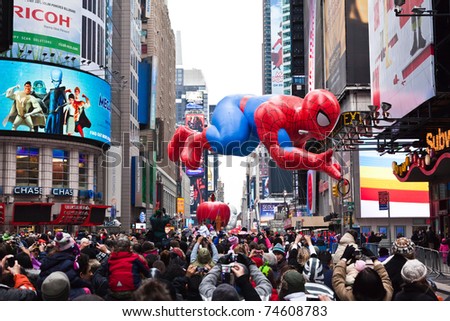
[52, 150, 69, 188]
[79, 153, 89, 190]
[378, 226, 388, 239]
[16, 147, 39, 186]
[395, 226, 406, 238]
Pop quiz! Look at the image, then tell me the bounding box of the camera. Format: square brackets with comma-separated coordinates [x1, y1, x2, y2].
[221, 263, 235, 284]
[353, 250, 362, 259]
[196, 266, 208, 273]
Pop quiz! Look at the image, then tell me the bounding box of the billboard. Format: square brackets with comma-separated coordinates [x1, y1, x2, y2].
[185, 113, 204, 132]
[270, 0, 283, 94]
[324, 0, 346, 96]
[9, 0, 82, 65]
[307, 0, 317, 91]
[185, 91, 204, 105]
[259, 202, 278, 223]
[359, 151, 429, 218]
[368, 0, 435, 116]
[190, 176, 207, 214]
[105, 145, 122, 220]
[0, 60, 111, 145]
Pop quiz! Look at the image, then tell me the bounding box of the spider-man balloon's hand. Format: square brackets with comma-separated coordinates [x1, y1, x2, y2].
[319, 149, 342, 180]
[168, 126, 210, 169]
[168, 126, 195, 163]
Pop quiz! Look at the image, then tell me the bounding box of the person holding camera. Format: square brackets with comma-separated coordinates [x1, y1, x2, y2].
[190, 236, 219, 269]
[332, 245, 393, 301]
[199, 252, 272, 301]
[0, 254, 37, 300]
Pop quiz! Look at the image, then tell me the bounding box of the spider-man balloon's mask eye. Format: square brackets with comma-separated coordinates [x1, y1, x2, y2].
[317, 111, 331, 127]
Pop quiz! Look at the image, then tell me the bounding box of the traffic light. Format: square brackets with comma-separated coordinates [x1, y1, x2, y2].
[332, 184, 339, 197]
[0, 0, 14, 53]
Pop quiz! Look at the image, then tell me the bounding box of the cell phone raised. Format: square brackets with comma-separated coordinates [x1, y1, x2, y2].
[6, 256, 15, 268]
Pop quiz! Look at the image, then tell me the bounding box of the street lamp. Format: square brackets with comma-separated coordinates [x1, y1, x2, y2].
[283, 189, 288, 219]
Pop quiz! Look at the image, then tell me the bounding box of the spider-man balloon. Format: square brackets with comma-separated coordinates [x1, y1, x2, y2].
[168, 89, 342, 180]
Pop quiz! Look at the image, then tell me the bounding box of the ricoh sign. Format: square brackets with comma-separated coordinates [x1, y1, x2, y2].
[11, 0, 81, 61]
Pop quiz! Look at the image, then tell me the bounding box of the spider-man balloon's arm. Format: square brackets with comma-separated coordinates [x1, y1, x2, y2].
[254, 99, 342, 180]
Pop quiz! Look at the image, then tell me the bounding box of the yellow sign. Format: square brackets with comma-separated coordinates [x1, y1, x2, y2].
[177, 198, 184, 215]
[426, 128, 450, 152]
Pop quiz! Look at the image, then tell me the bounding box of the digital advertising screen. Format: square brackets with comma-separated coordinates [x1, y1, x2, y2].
[0, 60, 111, 146]
[359, 151, 429, 218]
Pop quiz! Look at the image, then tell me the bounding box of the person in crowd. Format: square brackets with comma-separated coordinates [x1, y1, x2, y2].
[368, 231, 382, 244]
[332, 230, 359, 264]
[277, 268, 308, 301]
[393, 259, 439, 301]
[0, 255, 36, 300]
[41, 271, 70, 301]
[199, 253, 272, 301]
[377, 247, 390, 262]
[149, 209, 171, 243]
[133, 278, 173, 301]
[332, 244, 393, 301]
[382, 236, 415, 298]
[271, 243, 287, 278]
[105, 237, 150, 300]
[37, 232, 92, 300]
[439, 238, 449, 264]
[190, 236, 219, 270]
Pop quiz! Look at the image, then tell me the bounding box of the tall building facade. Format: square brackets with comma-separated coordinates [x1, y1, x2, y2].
[0, 0, 112, 231]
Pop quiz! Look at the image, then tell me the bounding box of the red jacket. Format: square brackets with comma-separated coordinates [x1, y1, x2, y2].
[108, 252, 150, 292]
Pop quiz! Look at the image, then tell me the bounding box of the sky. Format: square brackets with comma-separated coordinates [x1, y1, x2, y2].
[167, 0, 263, 210]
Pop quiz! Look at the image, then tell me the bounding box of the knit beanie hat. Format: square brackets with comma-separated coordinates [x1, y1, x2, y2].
[401, 259, 427, 283]
[282, 270, 305, 294]
[392, 237, 415, 258]
[41, 271, 71, 301]
[302, 257, 324, 283]
[272, 243, 285, 255]
[212, 283, 239, 301]
[54, 232, 75, 251]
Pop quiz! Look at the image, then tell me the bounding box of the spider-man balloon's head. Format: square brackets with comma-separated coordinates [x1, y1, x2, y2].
[297, 89, 341, 140]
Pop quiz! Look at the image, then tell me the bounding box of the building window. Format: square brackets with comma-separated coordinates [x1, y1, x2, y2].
[16, 147, 39, 186]
[394, 226, 406, 238]
[52, 150, 69, 188]
[79, 153, 89, 190]
[378, 226, 388, 239]
[360, 226, 371, 239]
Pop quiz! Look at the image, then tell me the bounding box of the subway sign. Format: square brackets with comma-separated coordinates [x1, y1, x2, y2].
[426, 128, 450, 152]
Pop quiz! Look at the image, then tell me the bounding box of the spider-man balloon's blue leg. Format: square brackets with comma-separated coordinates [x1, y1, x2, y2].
[206, 95, 268, 157]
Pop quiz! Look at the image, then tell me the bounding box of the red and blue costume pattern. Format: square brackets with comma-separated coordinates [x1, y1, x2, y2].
[168, 89, 342, 180]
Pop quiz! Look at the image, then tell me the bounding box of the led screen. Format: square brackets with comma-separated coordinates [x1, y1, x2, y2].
[0, 60, 111, 145]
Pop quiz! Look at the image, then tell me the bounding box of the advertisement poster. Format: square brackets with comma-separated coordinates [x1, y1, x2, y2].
[190, 176, 206, 214]
[368, 0, 435, 116]
[259, 202, 278, 223]
[185, 113, 204, 132]
[270, 0, 283, 94]
[0, 60, 111, 145]
[10, 0, 82, 65]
